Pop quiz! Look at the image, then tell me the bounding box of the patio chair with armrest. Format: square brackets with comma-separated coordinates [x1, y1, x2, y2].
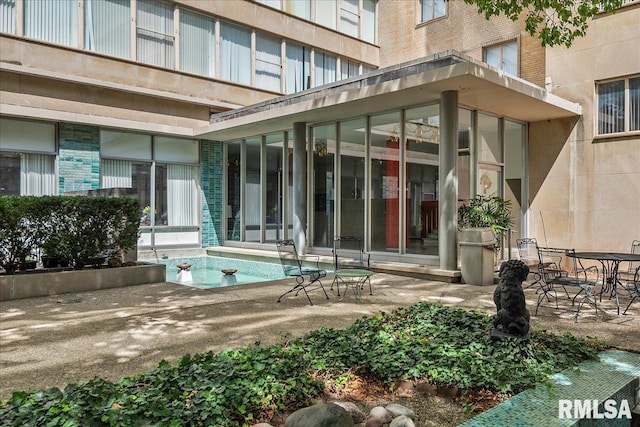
[536, 247, 600, 322]
[275, 239, 329, 306]
[622, 266, 640, 315]
[618, 240, 640, 283]
[516, 238, 543, 290]
[331, 236, 373, 298]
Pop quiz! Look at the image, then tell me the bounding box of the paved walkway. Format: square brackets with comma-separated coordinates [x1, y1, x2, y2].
[1, 273, 639, 400]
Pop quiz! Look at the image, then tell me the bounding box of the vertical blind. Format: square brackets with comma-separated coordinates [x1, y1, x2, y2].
[136, 0, 174, 68]
[220, 22, 251, 85]
[630, 77, 640, 131]
[167, 164, 197, 226]
[598, 80, 625, 134]
[256, 33, 282, 92]
[24, 0, 78, 47]
[285, 43, 310, 94]
[0, 0, 15, 34]
[180, 9, 215, 77]
[21, 154, 57, 196]
[102, 159, 133, 188]
[85, 0, 131, 58]
[316, 0, 336, 29]
[361, 0, 376, 43]
[314, 51, 337, 87]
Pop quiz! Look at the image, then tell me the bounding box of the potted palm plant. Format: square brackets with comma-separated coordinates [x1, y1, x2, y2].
[457, 195, 514, 285]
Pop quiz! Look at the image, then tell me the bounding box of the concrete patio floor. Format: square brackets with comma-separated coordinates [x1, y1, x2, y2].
[1, 273, 639, 400]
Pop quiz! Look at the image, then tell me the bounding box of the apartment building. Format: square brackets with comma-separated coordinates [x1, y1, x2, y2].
[1, 0, 638, 268]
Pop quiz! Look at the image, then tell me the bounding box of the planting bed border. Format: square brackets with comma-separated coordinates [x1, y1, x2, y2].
[0, 263, 166, 301]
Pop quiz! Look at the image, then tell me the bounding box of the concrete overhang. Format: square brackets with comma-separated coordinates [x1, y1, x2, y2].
[195, 51, 582, 141]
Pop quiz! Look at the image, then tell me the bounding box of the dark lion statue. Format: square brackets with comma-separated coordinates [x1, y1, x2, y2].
[493, 259, 531, 338]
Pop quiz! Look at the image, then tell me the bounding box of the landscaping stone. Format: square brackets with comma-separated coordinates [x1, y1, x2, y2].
[364, 417, 386, 427]
[385, 403, 415, 420]
[389, 415, 415, 427]
[368, 406, 393, 423]
[285, 402, 354, 427]
[252, 423, 274, 427]
[332, 401, 366, 424]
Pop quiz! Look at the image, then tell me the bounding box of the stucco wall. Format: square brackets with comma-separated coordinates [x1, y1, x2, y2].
[530, 4, 640, 251]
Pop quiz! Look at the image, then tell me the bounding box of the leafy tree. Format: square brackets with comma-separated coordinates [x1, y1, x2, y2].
[463, 0, 624, 47]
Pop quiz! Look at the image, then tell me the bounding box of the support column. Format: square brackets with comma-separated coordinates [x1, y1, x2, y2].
[439, 91, 459, 270]
[293, 122, 307, 255]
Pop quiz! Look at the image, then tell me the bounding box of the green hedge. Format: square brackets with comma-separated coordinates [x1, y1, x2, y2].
[0, 196, 140, 273]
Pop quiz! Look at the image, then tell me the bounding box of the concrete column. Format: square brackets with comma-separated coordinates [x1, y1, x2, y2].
[439, 91, 459, 270]
[293, 122, 307, 255]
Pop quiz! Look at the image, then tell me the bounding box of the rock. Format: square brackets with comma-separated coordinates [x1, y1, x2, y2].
[385, 403, 416, 420]
[332, 401, 366, 424]
[364, 417, 385, 427]
[252, 424, 274, 427]
[368, 406, 392, 423]
[389, 415, 416, 427]
[285, 403, 354, 427]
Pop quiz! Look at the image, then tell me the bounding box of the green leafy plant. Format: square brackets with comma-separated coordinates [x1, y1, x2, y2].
[0, 303, 607, 426]
[458, 195, 514, 246]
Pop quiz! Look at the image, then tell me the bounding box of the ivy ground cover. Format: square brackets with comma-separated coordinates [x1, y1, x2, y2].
[0, 302, 607, 426]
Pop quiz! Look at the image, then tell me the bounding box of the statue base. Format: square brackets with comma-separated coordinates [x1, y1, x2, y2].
[491, 327, 530, 341]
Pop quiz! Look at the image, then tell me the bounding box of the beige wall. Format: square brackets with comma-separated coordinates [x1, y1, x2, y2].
[377, 0, 545, 86]
[529, 4, 640, 252]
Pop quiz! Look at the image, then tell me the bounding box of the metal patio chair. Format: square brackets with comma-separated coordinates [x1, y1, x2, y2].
[618, 240, 640, 282]
[536, 247, 599, 322]
[622, 266, 640, 315]
[331, 236, 373, 299]
[516, 238, 543, 290]
[275, 239, 328, 306]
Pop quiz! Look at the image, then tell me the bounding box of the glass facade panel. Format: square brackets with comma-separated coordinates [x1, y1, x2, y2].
[370, 112, 400, 252]
[132, 162, 152, 226]
[312, 124, 336, 248]
[477, 113, 502, 163]
[265, 133, 285, 242]
[85, 0, 130, 58]
[244, 138, 261, 242]
[314, 50, 337, 87]
[504, 120, 525, 245]
[405, 105, 440, 255]
[457, 108, 472, 203]
[227, 141, 242, 241]
[339, 118, 366, 239]
[0, 153, 20, 195]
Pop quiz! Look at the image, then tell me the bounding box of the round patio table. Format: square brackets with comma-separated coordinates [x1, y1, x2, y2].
[568, 252, 640, 315]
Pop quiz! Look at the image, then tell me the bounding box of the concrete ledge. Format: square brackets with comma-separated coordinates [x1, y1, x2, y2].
[460, 350, 640, 427]
[0, 263, 166, 301]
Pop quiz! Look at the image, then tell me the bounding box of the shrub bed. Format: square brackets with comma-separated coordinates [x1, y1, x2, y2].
[0, 196, 139, 273]
[0, 302, 607, 426]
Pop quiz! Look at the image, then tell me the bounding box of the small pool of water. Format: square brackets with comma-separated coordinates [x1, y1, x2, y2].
[154, 256, 285, 288]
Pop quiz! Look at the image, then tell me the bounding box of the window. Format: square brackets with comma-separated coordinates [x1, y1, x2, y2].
[484, 40, 518, 76]
[256, 33, 282, 92]
[220, 21, 251, 85]
[316, 0, 336, 29]
[284, 0, 310, 20]
[314, 50, 337, 87]
[421, 0, 446, 22]
[339, 0, 359, 37]
[285, 42, 310, 93]
[598, 76, 640, 135]
[361, 0, 376, 43]
[180, 9, 215, 76]
[24, 0, 78, 47]
[85, 0, 131, 58]
[0, 153, 57, 196]
[136, 0, 174, 68]
[0, 0, 16, 34]
[340, 59, 358, 80]
[255, 0, 281, 9]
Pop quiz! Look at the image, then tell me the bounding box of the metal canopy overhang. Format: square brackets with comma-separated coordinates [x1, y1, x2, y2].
[195, 52, 581, 141]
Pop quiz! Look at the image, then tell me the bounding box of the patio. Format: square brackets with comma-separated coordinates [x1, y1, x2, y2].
[1, 272, 638, 401]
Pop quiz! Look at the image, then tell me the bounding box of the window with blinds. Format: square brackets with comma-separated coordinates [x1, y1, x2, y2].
[597, 76, 640, 135]
[24, 0, 78, 47]
[256, 33, 282, 92]
[136, 0, 174, 68]
[421, 0, 446, 22]
[0, 0, 15, 34]
[179, 9, 215, 77]
[85, 0, 131, 58]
